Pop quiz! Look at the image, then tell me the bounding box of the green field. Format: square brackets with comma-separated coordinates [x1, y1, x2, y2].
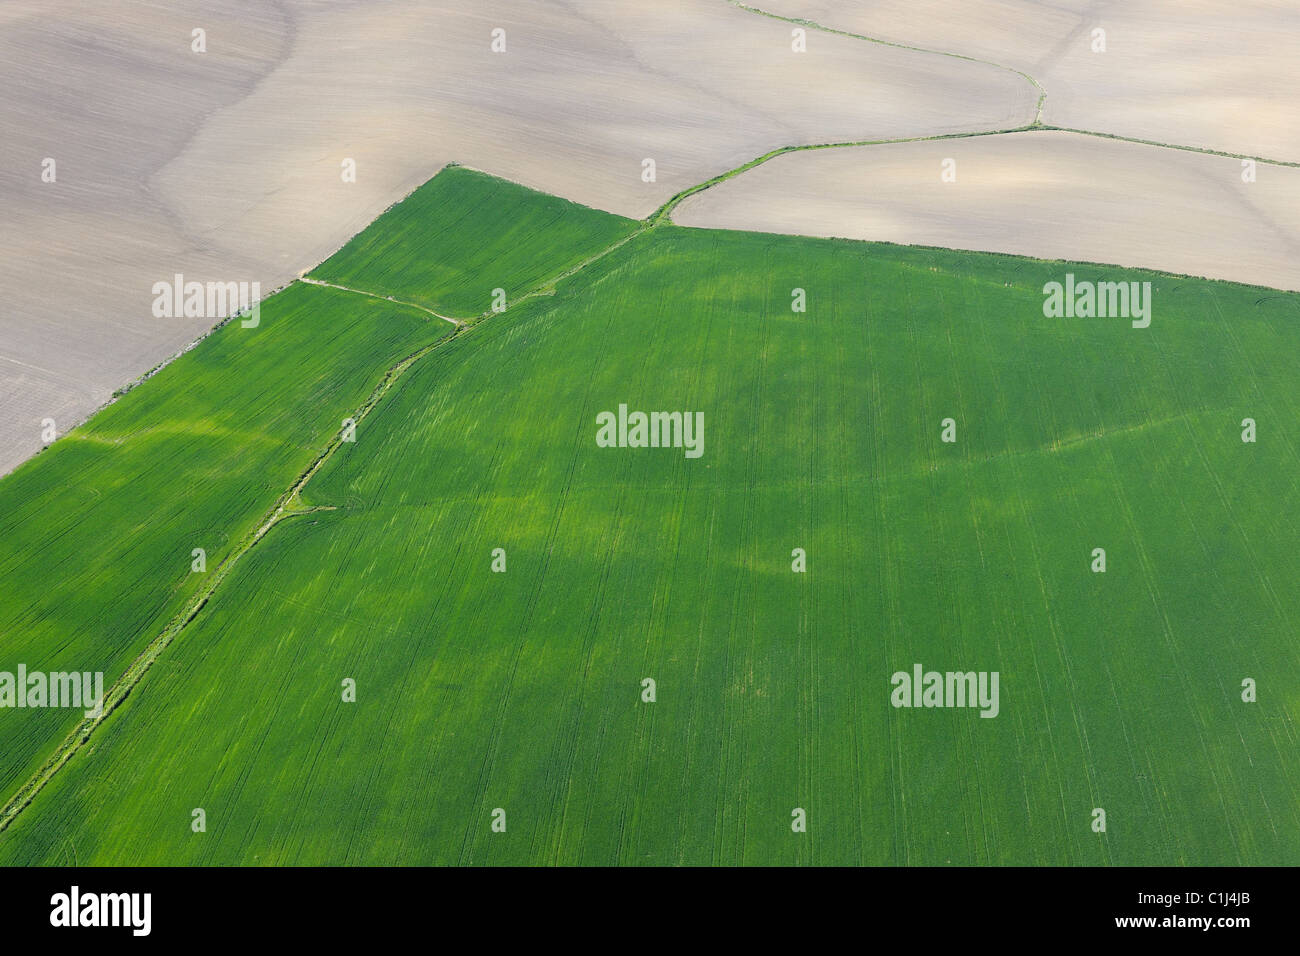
[0, 165, 1296, 865]
[0, 282, 451, 805]
[308, 165, 639, 317]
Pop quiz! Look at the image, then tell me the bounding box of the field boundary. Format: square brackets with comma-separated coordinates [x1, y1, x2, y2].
[658, 126, 1300, 227]
[650, 127, 1036, 224]
[727, 0, 1048, 125]
[709, 0, 1300, 221]
[299, 277, 466, 325]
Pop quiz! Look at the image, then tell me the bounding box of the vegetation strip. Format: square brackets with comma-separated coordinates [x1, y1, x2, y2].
[299, 277, 466, 325]
[728, 0, 1048, 125]
[1036, 125, 1300, 170]
[0, 328, 472, 833]
[650, 127, 1037, 224]
[722, 1, 1299, 183]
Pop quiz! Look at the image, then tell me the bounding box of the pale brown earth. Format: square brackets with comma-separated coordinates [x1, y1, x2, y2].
[155, 0, 1032, 273]
[2, 0, 1296, 473]
[674, 130, 1300, 291]
[758, 0, 1300, 160]
[0, 1, 290, 474]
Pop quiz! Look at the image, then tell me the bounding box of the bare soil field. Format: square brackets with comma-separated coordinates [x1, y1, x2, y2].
[0, 0, 1029, 474]
[762, 0, 1300, 160]
[674, 130, 1300, 291]
[4, 0, 1295, 474]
